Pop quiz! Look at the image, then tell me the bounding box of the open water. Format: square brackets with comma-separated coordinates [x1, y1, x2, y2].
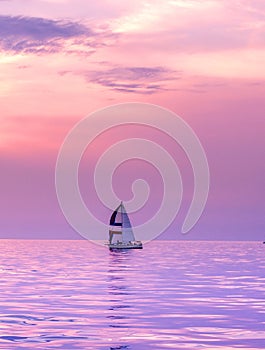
[0, 240, 264, 349]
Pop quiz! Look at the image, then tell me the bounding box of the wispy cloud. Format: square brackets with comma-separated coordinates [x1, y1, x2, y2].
[0, 15, 117, 55]
[61, 66, 181, 94]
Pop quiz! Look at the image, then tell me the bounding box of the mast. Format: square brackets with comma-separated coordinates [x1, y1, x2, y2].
[121, 201, 123, 228]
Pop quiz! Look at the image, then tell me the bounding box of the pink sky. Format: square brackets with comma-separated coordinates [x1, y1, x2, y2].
[0, 0, 264, 240]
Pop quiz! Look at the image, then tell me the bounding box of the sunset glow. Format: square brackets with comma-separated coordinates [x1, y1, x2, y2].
[0, 0, 264, 240]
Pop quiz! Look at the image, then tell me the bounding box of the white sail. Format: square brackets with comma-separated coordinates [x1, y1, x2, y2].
[120, 203, 135, 243]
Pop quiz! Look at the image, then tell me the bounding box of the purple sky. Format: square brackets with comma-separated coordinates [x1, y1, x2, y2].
[0, 0, 264, 240]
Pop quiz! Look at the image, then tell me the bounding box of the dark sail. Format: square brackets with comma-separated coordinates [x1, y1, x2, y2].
[109, 207, 122, 226]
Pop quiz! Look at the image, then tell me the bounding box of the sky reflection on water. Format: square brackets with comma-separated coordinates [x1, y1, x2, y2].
[0, 240, 264, 349]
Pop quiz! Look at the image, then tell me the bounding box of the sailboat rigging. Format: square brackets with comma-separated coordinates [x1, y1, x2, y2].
[108, 202, 143, 250]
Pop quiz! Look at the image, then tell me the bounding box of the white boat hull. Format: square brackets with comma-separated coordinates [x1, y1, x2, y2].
[108, 241, 143, 250]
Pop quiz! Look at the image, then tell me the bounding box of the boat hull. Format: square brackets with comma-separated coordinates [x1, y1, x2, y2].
[108, 242, 143, 250]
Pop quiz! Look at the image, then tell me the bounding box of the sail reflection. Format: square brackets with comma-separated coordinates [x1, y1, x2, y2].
[107, 250, 133, 348]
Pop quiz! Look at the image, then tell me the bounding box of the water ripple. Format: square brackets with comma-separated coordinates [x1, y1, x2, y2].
[0, 240, 264, 349]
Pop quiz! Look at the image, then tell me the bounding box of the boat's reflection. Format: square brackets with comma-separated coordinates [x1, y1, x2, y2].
[107, 250, 133, 349]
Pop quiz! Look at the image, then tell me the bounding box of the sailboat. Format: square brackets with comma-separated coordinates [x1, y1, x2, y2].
[108, 202, 143, 250]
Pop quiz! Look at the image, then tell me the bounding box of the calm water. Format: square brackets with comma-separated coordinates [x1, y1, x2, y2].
[0, 240, 264, 350]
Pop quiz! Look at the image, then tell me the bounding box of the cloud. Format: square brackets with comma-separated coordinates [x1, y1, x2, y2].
[110, 0, 265, 55]
[63, 66, 181, 94]
[0, 15, 117, 55]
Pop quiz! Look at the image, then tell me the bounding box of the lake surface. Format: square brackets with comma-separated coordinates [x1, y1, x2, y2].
[0, 240, 264, 349]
